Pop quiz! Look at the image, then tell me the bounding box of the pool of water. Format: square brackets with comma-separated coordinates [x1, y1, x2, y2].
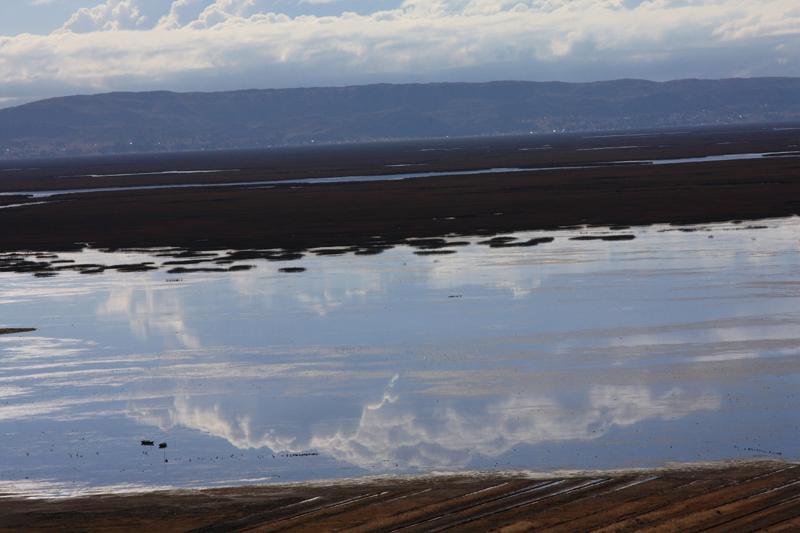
[1, 219, 799, 497]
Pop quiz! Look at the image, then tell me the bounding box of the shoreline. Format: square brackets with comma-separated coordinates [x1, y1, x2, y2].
[1, 460, 798, 531]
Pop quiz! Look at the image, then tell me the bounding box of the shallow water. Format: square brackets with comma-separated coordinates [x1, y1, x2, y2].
[59, 169, 241, 179]
[1, 219, 800, 497]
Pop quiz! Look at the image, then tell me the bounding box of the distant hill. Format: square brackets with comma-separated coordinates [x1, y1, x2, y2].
[1, 78, 799, 159]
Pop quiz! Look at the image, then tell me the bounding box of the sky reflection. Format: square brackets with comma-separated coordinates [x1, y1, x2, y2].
[1, 219, 800, 496]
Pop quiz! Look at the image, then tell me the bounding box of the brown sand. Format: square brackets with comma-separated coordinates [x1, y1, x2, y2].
[2, 461, 799, 532]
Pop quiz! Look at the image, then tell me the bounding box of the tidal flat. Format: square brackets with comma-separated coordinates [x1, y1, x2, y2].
[1, 125, 800, 529]
[1, 124, 800, 252]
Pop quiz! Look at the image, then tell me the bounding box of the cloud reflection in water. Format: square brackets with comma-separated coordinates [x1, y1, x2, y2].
[1, 219, 800, 494]
[131, 373, 719, 471]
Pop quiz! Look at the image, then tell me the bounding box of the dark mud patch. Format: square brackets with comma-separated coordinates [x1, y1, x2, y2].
[311, 248, 357, 256]
[166, 266, 250, 274]
[570, 234, 637, 241]
[211, 250, 270, 261]
[54, 263, 108, 275]
[108, 263, 159, 272]
[486, 237, 555, 248]
[0, 257, 54, 274]
[2, 247, 306, 277]
[162, 259, 216, 266]
[1, 253, 162, 276]
[166, 267, 226, 274]
[153, 251, 219, 259]
[265, 253, 305, 262]
[406, 238, 452, 249]
[354, 247, 389, 256]
[414, 250, 458, 256]
[406, 238, 471, 250]
[55, 263, 105, 271]
[478, 236, 518, 246]
[658, 226, 708, 233]
[216, 250, 304, 262]
[0, 328, 36, 335]
[98, 247, 183, 254]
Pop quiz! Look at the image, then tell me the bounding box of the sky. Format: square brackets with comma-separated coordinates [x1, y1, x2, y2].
[0, 0, 798, 108]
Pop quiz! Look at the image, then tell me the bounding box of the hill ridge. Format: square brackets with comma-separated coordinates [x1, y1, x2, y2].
[2, 77, 799, 159]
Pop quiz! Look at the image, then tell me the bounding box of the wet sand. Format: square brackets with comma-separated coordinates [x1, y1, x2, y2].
[0, 124, 799, 253]
[2, 461, 799, 532]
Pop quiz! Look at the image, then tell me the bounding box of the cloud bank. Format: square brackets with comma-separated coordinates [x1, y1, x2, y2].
[1, 0, 799, 107]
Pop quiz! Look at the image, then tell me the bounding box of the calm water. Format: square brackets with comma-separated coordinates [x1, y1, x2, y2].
[1, 219, 800, 497]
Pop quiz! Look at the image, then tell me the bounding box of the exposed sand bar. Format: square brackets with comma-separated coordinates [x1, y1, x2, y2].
[1, 461, 798, 532]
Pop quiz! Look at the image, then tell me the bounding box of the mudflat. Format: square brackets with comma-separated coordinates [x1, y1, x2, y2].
[3, 125, 800, 531]
[0, 328, 35, 335]
[1, 124, 799, 252]
[1, 461, 799, 532]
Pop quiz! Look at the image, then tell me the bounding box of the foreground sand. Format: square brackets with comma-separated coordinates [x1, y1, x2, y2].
[2, 461, 799, 532]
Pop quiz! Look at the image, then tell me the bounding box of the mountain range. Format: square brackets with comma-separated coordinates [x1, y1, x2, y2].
[1, 77, 799, 159]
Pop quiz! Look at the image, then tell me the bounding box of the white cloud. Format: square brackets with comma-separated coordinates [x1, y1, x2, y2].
[60, 0, 148, 33]
[0, 1, 798, 106]
[157, 0, 211, 29]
